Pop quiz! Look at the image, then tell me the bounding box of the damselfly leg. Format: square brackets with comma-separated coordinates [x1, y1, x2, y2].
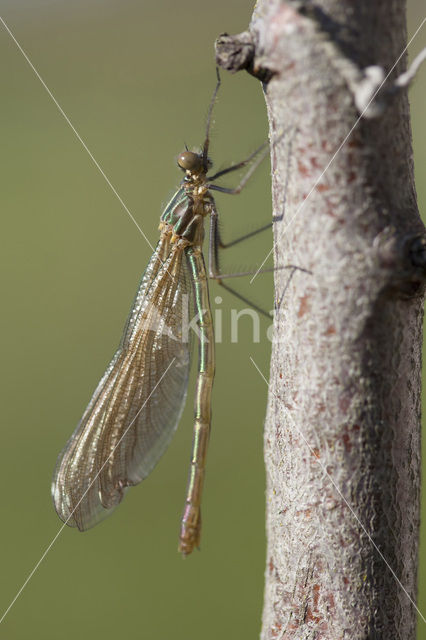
[209, 142, 271, 196]
[206, 127, 310, 315]
[207, 203, 307, 317]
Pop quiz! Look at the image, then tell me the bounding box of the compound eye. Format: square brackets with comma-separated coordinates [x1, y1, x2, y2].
[177, 151, 203, 171]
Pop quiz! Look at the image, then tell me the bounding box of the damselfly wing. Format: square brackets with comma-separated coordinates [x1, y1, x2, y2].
[52, 229, 193, 533]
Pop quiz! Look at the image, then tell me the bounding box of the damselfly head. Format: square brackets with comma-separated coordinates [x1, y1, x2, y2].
[177, 151, 204, 173]
[178, 151, 212, 174]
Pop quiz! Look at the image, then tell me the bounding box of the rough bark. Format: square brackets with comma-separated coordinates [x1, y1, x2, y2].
[217, 1, 425, 638]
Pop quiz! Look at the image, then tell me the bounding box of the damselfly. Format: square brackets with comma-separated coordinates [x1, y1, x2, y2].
[52, 71, 273, 555]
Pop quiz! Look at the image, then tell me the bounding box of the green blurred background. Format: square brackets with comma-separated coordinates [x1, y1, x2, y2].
[0, 1, 424, 638]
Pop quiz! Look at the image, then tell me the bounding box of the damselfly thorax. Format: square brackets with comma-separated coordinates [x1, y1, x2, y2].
[160, 151, 213, 246]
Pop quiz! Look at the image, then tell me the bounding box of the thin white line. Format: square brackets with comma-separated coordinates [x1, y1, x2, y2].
[0, 15, 156, 254]
[250, 16, 426, 284]
[249, 356, 426, 625]
[249, 250, 272, 285]
[0, 357, 176, 625]
[0, 524, 68, 626]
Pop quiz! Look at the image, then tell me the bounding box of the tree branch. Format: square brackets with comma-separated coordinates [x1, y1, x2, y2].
[217, 1, 425, 638]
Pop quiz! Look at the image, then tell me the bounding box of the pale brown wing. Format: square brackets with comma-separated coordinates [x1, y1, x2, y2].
[52, 237, 192, 530]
